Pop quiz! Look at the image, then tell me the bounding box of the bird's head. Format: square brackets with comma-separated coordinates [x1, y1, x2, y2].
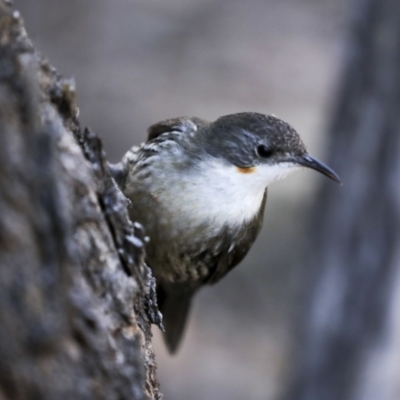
[200, 112, 341, 185]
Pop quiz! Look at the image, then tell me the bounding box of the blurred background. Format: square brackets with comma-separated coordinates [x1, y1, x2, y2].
[14, 1, 349, 399]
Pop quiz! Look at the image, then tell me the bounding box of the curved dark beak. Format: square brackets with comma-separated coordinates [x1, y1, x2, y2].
[294, 154, 341, 184]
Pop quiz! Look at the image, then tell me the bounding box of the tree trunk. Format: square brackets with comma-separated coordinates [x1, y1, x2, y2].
[0, 2, 162, 399]
[287, 0, 400, 399]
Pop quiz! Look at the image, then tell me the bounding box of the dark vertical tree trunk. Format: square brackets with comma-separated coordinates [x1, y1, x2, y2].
[0, 2, 161, 399]
[287, 0, 400, 399]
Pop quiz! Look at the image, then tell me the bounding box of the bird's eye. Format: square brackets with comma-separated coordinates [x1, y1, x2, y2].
[256, 145, 273, 158]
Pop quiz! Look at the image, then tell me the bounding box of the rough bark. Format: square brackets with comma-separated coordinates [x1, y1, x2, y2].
[287, 0, 400, 399]
[0, 2, 162, 399]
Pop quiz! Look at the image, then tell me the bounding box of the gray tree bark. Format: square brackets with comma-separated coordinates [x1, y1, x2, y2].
[0, 2, 162, 399]
[287, 0, 400, 399]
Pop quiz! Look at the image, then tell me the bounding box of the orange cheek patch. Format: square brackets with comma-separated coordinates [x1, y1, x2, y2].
[237, 166, 256, 174]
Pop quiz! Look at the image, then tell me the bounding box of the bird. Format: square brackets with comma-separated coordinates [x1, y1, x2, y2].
[110, 112, 341, 354]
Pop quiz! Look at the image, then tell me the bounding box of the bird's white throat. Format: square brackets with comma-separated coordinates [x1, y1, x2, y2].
[177, 158, 300, 227]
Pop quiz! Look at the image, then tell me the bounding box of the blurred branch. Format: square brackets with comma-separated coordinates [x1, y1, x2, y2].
[287, 0, 400, 399]
[0, 2, 161, 399]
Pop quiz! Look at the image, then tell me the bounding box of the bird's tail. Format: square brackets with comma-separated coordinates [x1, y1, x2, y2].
[157, 283, 195, 354]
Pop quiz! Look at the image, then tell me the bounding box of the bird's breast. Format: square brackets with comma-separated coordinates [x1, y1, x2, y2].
[126, 155, 270, 283]
[154, 158, 268, 231]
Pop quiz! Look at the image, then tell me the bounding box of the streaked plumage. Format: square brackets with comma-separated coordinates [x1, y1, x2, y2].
[112, 112, 340, 353]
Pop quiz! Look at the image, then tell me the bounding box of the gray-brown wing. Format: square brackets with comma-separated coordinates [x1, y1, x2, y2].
[112, 117, 206, 189]
[147, 116, 208, 141]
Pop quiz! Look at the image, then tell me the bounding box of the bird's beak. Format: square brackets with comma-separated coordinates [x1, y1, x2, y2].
[293, 154, 342, 184]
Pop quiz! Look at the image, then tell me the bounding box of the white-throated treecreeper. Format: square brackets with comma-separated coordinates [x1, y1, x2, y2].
[110, 112, 341, 354]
